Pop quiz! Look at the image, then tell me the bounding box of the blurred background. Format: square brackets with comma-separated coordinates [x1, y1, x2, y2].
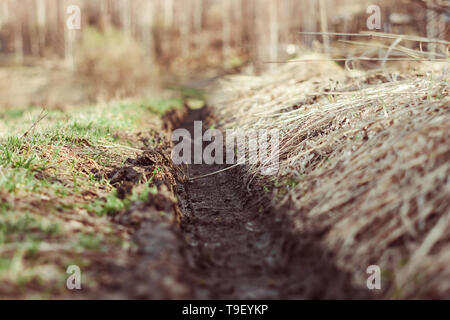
[0, 0, 448, 107]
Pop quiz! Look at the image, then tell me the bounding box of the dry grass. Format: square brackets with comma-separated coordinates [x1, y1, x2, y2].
[208, 54, 449, 298]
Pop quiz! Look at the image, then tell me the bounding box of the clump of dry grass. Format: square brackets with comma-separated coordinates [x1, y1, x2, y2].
[208, 53, 449, 298]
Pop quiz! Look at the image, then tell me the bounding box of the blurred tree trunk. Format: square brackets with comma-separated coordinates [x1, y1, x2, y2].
[14, 1, 24, 64]
[0, 0, 10, 28]
[140, 0, 155, 72]
[100, 0, 110, 27]
[319, 0, 330, 55]
[120, 0, 131, 36]
[36, 0, 47, 55]
[27, 0, 39, 56]
[252, 0, 266, 73]
[256, 0, 266, 71]
[193, 0, 203, 32]
[279, 0, 291, 52]
[438, 12, 446, 55]
[241, 0, 252, 55]
[426, 8, 438, 57]
[180, 1, 190, 53]
[64, 0, 76, 71]
[231, 0, 244, 47]
[50, 0, 58, 56]
[303, 0, 316, 47]
[164, 0, 173, 29]
[269, 0, 279, 62]
[222, 0, 231, 67]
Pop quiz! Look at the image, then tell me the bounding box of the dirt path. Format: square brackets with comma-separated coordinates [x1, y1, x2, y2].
[176, 108, 372, 299]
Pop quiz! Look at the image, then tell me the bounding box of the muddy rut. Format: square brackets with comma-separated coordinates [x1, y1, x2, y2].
[175, 108, 371, 299]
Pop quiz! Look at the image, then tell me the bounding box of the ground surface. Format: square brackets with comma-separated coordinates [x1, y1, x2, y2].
[0, 99, 185, 299]
[175, 109, 372, 299]
[1, 63, 447, 299]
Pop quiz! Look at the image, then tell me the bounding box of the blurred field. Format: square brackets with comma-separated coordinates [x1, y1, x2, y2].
[0, 0, 448, 107]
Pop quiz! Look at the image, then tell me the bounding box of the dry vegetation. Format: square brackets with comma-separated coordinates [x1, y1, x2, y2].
[208, 54, 449, 298]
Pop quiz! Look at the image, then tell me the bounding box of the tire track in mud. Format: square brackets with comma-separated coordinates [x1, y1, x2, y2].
[176, 108, 372, 299]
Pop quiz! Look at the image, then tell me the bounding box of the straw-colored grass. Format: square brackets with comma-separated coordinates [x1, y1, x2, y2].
[208, 53, 449, 298]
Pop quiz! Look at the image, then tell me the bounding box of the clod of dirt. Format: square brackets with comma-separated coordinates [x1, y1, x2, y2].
[108, 167, 142, 185]
[147, 193, 175, 212]
[126, 154, 154, 166]
[116, 181, 135, 200]
[163, 108, 189, 132]
[33, 170, 62, 184]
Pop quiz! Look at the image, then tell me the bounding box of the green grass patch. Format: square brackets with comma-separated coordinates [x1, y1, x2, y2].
[0, 98, 178, 297]
[145, 98, 183, 115]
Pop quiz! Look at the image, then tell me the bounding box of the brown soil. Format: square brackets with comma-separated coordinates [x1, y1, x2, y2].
[89, 107, 374, 299]
[87, 145, 192, 299]
[175, 108, 372, 299]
